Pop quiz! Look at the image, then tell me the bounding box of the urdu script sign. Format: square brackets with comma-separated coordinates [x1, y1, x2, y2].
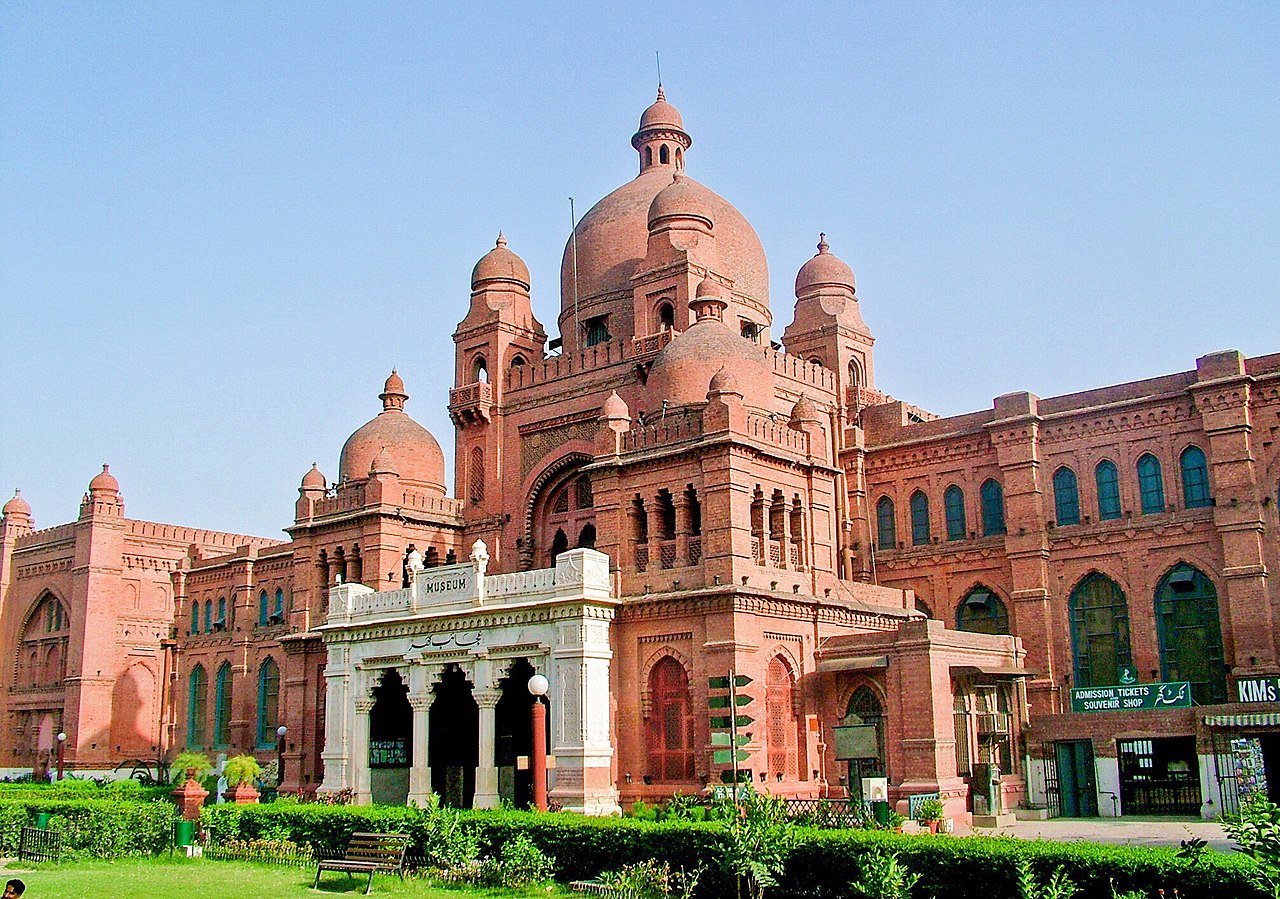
[1069, 682, 1192, 713]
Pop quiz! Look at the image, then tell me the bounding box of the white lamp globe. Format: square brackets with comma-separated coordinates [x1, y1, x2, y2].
[527, 674, 549, 697]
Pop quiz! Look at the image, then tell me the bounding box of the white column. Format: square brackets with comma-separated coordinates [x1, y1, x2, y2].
[473, 690, 501, 809]
[353, 698, 374, 804]
[551, 607, 620, 815]
[319, 649, 352, 794]
[407, 694, 431, 805]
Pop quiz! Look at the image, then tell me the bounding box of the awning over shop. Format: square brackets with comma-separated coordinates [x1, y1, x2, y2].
[1203, 713, 1280, 728]
[949, 664, 1035, 678]
[817, 654, 889, 673]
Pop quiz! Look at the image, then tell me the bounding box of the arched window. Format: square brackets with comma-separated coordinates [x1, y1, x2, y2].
[1137, 454, 1165, 514]
[915, 597, 934, 618]
[203, 600, 212, 634]
[257, 658, 280, 748]
[980, 479, 1006, 536]
[876, 496, 896, 548]
[273, 588, 284, 620]
[645, 146, 653, 167]
[659, 144, 670, 165]
[1180, 446, 1211, 509]
[550, 529, 568, 560]
[1069, 574, 1132, 688]
[1156, 564, 1226, 704]
[577, 523, 596, 549]
[469, 447, 485, 504]
[575, 475, 593, 509]
[844, 686, 885, 782]
[675, 147, 682, 169]
[258, 590, 269, 627]
[956, 586, 1010, 635]
[646, 657, 694, 781]
[766, 656, 799, 781]
[190, 601, 200, 636]
[214, 662, 233, 748]
[658, 302, 674, 332]
[510, 354, 526, 370]
[944, 485, 966, 541]
[910, 491, 930, 545]
[848, 359, 861, 394]
[216, 597, 226, 629]
[473, 356, 489, 384]
[1096, 460, 1122, 520]
[187, 665, 207, 749]
[1053, 467, 1080, 526]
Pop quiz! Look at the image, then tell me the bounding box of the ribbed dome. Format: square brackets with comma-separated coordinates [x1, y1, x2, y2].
[790, 394, 821, 424]
[2, 489, 31, 518]
[339, 375, 446, 494]
[89, 464, 119, 495]
[647, 316, 773, 409]
[471, 233, 530, 290]
[301, 463, 326, 490]
[561, 169, 768, 311]
[795, 233, 855, 296]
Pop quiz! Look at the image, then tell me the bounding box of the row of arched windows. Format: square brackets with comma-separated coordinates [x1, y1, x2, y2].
[877, 480, 1006, 548]
[17, 595, 70, 689]
[1051, 448, 1211, 525]
[931, 563, 1227, 705]
[186, 658, 280, 750]
[190, 589, 286, 635]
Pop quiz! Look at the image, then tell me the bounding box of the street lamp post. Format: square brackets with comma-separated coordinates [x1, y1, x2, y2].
[276, 725, 287, 788]
[527, 674, 549, 812]
[56, 732, 66, 781]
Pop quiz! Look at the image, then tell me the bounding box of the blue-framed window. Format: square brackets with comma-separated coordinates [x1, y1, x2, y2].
[1096, 460, 1121, 520]
[273, 588, 284, 620]
[187, 664, 207, 748]
[1053, 467, 1080, 526]
[1155, 564, 1226, 705]
[876, 497, 896, 548]
[956, 586, 1010, 635]
[910, 491, 930, 545]
[214, 662, 232, 748]
[1137, 454, 1165, 514]
[1180, 446, 1211, 509]
[215, 597, 226, 630]
[1069, 573, 1131, 688]
[203, 600, 212, 634]
[258, 590, 269, 627]
[944, 485, 966, 541]
[980, 479, 1006, 536]
[257, 657, 280, 748]
[190, 601, 199, 636]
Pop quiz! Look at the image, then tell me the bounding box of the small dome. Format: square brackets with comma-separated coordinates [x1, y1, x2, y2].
[339, 376, 446, 494]
[648, 316, 773, 409]
[471, 233, 530, 290]
[301, 463, 326, 490]
[601, 390, 630, 420]
[638, 86, 684, 132]
[369, 446, 399, 476]
[795, 233, 856, 296]
[647, 174, 713, 230]
[2, 489, 32, 518]
[707, 367, 739, 395]
[89, 464, 119, 495]
[790, 394, 821, 424]
[696, 276, 729, 299]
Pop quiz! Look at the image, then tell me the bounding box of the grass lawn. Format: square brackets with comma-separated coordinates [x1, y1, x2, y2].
[0, 856, 578, 899]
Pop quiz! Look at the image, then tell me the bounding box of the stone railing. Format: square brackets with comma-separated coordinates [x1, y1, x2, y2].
[620, 411, 703, 452]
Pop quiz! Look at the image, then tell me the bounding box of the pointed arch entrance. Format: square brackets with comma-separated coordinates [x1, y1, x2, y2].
[429, 665, 479, 807]
[368, 669, 412, 805]
[494, 658, 551, 808]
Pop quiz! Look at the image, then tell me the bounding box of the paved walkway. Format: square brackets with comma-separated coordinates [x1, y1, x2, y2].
[953, 817, 1235, 852]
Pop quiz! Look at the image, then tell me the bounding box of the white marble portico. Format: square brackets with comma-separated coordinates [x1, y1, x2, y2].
[317, 542, 620, 815]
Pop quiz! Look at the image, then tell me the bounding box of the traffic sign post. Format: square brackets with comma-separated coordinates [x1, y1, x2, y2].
[709, 670, 754, 802]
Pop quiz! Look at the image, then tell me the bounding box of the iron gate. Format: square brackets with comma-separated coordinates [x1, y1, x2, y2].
[1041, 741, 1061, 818]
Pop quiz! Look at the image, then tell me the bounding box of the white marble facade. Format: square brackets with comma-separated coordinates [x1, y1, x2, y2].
[318, 542, 620, 815]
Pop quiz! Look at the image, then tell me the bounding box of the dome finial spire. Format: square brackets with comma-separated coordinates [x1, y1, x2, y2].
[496, 231, 506, 248]
[817, 233, 829, 254]
[380, 370, 408, 412]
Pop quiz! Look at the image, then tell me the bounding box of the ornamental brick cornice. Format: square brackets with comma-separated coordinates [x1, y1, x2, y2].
[864, 438, 991, 474]
[13, 558, 73, 579]
[1041, 401, 1196, 443]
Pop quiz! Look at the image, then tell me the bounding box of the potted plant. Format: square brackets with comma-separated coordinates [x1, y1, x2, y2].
[170, 750, 213, 784]
[914, 797, 945, 834]
[223, 754, 263, 804]
[170, 751, 213, 821]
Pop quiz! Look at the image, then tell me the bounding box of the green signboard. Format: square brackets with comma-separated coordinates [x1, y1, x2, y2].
[369, 738, 409, 767]
[1070, 682, 1191, 713]
[1235, 676, 1280, 703]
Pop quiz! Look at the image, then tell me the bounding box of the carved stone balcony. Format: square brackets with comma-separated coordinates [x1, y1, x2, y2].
[449, 381, 493, 425]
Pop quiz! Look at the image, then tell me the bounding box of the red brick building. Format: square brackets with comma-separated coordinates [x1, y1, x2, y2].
[2, 90, 1275, 819]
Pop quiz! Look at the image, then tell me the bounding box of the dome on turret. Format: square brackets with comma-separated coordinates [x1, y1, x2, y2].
[89, 464, 119, 496]
[2, 490, 31, 519]
[471, 233, 530, 290]
[339, 373, 446, 494]
[647, 309, 773, 409]
[647, 174, 713, 229]
[795, 233, 856, 296]
[301, 463, 326, 491]
[637, 86, 684, 132]
[601, 390, 630, 420]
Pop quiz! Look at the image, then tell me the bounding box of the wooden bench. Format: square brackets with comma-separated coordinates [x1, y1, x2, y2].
[313, 832, 409, 894]
[19, 825, 62, 863]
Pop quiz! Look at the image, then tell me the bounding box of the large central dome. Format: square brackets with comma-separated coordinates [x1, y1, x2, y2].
[559, 90, 769, 324]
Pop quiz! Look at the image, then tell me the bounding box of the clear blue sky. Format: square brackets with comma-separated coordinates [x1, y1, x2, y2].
[2, 3, 1276, 539]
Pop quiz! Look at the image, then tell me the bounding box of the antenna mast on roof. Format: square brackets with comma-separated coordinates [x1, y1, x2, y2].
[655, 50, 662, 90]
[570, 197, 580, 356]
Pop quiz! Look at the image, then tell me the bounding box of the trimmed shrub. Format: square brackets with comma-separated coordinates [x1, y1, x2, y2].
[0, 798, 178, 858]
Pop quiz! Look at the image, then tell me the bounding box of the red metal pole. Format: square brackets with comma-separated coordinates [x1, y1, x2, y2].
[531, 699, 547, 812]
[57, 741, 64, 781]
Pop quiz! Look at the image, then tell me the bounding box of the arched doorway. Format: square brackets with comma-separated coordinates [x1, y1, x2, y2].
[843, 686, 886, 801]
[1156, 564, 1226, 705]
[494, 659, 550, 808]
[368, 669, 412, 805]
[429, 665, 478, 807]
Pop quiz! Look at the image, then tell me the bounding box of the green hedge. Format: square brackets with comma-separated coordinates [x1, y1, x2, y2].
[0, 798, 179, 858]
[201, 803, 1262, 898]
[0, 780, 175, 804]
